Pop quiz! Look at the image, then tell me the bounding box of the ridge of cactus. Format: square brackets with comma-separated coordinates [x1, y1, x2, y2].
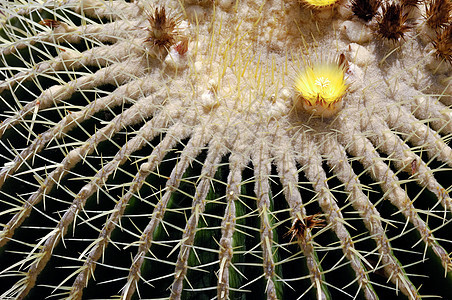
[0, 0, 451, 299]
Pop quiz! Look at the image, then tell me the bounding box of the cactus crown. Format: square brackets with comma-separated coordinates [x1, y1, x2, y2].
[0, 0, 451, 299]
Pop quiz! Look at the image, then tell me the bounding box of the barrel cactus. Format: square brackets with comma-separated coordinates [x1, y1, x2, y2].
[0, 0, 451, 299]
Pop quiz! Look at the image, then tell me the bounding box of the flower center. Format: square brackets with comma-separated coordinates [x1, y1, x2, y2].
[315, 77, 331, 89]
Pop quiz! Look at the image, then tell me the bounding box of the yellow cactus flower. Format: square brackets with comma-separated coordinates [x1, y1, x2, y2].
[294, 57, 347, 117]
[300, 0, 341, 8]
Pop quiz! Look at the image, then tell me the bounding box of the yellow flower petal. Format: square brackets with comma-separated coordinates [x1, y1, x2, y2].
[300, 0, 341, 8]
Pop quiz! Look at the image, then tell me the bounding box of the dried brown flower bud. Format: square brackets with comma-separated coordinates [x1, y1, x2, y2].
[39, 19, 61, 28]
[433, 25, 452, 64]
[376, 3, 412, 41]
[351, 0, 381, 22]
[400, 0, 423, 7]
[175, 38, 189, 55]
[145, 6, 181, 49]
[425, 0, 452, 29]
[284, 214, 326, 242]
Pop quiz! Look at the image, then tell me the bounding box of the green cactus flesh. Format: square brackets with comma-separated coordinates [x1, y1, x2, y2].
[0, 0, 451, 299]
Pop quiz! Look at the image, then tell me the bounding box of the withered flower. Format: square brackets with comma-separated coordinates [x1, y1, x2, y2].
[145, 6, 181, 49]
[425, 0, 452, 29]
[285, 214, 326, 242]
[351, 0, 381, 22]
[376, 3, 412, 41]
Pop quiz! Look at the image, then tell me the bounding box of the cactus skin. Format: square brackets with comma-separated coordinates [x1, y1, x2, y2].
[0, 0, 451, 299]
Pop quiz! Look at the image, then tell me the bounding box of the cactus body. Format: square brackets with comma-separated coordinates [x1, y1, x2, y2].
[0, 0, 451, 299]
